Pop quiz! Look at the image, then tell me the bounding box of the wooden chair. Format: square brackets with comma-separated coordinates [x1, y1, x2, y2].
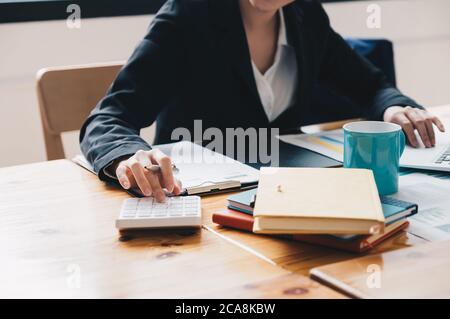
[36, 61, 124, 160]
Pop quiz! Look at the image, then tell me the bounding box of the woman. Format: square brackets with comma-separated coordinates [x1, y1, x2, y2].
[80, 0, 445, 202]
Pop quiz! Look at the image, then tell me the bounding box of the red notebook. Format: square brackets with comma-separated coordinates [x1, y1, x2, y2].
[212, 209, 409, 253]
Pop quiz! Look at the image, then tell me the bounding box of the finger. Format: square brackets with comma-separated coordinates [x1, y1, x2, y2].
[116, 164, 135, 189]
[173, 178, 183, 195]
[415, 121, 432, 148]
[144, 169, 166, 202]
[431, 115, 446, 133]
[405, 110, 431, 147]
[128, 158, 152, 196]
[424, 116, 436, 146]
[124, 167, 137, 189]
[396, 113, 418, 147]
[156, 174, 175, 194]
[149, 149, 175, 193]
[159, 176, 182, 195]
[135, 150, 151, 167]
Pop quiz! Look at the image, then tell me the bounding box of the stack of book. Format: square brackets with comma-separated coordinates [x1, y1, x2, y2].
[213, 168, 417, 253]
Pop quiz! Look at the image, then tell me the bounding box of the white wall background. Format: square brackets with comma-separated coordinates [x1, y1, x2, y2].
[1, 0, 449, 168]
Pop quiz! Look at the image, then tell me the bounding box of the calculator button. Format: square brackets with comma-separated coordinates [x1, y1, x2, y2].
[185, 212, 199, 216]
[137, 211, 152, 218]
[122, 212, 137, 218]
[122, 204, 137, 211]
[184, 202, 198, 206]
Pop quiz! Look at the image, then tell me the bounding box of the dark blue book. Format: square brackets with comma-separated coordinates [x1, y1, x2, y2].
[333, 196, 418, 241]
[380, 196, 418, 225]
[227, 188, 257, 215]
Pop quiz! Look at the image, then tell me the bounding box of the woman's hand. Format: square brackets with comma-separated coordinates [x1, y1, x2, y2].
[383, 106, 445, 148]
[115, 149, 182, 202]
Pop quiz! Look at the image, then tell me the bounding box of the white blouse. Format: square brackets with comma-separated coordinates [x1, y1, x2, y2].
[251, 10, 298, 122]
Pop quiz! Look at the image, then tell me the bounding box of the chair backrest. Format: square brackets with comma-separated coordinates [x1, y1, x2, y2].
[36, 61, 124, 160]
[308, 38, 397, 125]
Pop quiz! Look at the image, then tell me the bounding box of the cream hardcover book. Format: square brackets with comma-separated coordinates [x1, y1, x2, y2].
[253, 168, 385, 235]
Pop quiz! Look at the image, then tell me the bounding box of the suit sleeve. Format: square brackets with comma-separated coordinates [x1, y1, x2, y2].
[79, 0, 186, 180]
[317, 7, 423, 120]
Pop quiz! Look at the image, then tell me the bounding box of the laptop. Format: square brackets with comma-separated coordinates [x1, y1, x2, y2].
[401, 121, 450, 172]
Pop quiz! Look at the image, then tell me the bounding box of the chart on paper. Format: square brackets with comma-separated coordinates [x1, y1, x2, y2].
[277, 129, 344, 162]
[393, 172, 450, 241]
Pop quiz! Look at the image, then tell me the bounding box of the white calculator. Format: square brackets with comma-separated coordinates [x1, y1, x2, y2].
[116, 196, 202, 230]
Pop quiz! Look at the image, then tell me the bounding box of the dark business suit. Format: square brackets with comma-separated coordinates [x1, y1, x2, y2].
[80, 0, 422, 180]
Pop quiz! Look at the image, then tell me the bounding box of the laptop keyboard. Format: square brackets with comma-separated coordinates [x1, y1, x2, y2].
[435, 146, 450, 164]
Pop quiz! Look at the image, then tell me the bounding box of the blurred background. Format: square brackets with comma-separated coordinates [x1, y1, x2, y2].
[1, 0, 449, 167]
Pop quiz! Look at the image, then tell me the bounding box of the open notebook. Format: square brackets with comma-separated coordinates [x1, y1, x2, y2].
[73, 141, 259, 196]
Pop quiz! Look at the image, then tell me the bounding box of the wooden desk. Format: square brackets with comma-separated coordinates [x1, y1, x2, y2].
[0, 160, 342, 298]
[1, 104, 448, 298]
[310, 240, 450, 298]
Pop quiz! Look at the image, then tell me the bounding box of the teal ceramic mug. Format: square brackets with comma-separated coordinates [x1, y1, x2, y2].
[343, 121, 405, 196]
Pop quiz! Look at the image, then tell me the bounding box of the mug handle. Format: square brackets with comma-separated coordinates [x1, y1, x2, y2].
[399, 130, 406, 158]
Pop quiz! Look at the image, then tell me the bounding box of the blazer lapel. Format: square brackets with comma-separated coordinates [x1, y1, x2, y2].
[211, 0, 268, 124]
[271, 3, 309, 130]
[231, 10, 262, 107]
